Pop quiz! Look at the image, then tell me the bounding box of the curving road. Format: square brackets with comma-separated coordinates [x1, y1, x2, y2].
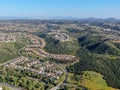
[50, 67, 68, 90]
[0, 34, 79, 90]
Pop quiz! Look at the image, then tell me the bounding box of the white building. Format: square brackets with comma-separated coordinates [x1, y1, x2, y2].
[0, 86, 3, 90]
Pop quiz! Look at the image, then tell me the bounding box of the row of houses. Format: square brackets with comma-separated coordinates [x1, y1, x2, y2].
[48, 30, 69, 41]
[0, 32, 24, 43]
[4, 56, 63, 80]
[24, 34, 76, 62]
[27, 35, 46, 48]
[0, 21, 45, 32]
[25, 47, 75, 61]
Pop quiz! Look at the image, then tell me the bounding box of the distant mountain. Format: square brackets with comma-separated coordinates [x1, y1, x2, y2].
[0, 16, 119, 21]
[81, 17, 102, 20]
[47, 16, 79, 20]
[105, 18, 117, 21]
[0, 16, 78, 20]
[0, 17, 27, 20]
[0, 16, 43, 20]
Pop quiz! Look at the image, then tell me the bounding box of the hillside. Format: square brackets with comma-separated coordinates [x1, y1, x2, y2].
[0, 20, 120, 90]
[66, 71, 117, 90]
[0, 42, 25, 63]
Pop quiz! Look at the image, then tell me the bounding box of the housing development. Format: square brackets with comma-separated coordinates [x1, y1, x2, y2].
[0, 19, 120, 90]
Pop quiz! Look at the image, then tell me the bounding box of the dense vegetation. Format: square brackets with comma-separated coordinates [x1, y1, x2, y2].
[40, 26, 120, 89]
[66, 28, 81, 33]
[44, 37, 79, 55]
[67, 47, 120, 88]
[0, 42, 25, 63]
[66, 71, 115, 90]
[1, 19, 120, 89]
[0, 67, 58, 90]
[2, 86, 11, 90]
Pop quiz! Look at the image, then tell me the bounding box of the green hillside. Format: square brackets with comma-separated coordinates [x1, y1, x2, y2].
[45, 37, 79, 55]
[67, 71, 117, 90]
[67, 47, 120, 88]
[0, 42, 26, 63]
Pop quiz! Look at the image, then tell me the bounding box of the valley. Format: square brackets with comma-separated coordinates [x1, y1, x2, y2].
[0, 19, 120, 90]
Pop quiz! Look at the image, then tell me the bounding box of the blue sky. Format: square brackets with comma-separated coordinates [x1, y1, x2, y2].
[0, 0, 120, 18]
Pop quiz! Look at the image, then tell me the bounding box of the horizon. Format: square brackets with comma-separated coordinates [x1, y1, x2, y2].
[0, 0, 120, 19]
[0, 16, 119, 20]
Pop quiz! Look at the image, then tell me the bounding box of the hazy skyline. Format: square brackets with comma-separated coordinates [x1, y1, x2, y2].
[0, 0, 120, 19]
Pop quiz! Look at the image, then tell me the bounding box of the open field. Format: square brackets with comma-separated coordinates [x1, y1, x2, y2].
[0, 42, 24, 63]
[67, 71, 117, 90]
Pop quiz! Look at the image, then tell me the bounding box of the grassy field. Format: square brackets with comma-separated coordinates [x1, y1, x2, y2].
[0, 42, 26, 63]
[67, 71, 117, 90]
